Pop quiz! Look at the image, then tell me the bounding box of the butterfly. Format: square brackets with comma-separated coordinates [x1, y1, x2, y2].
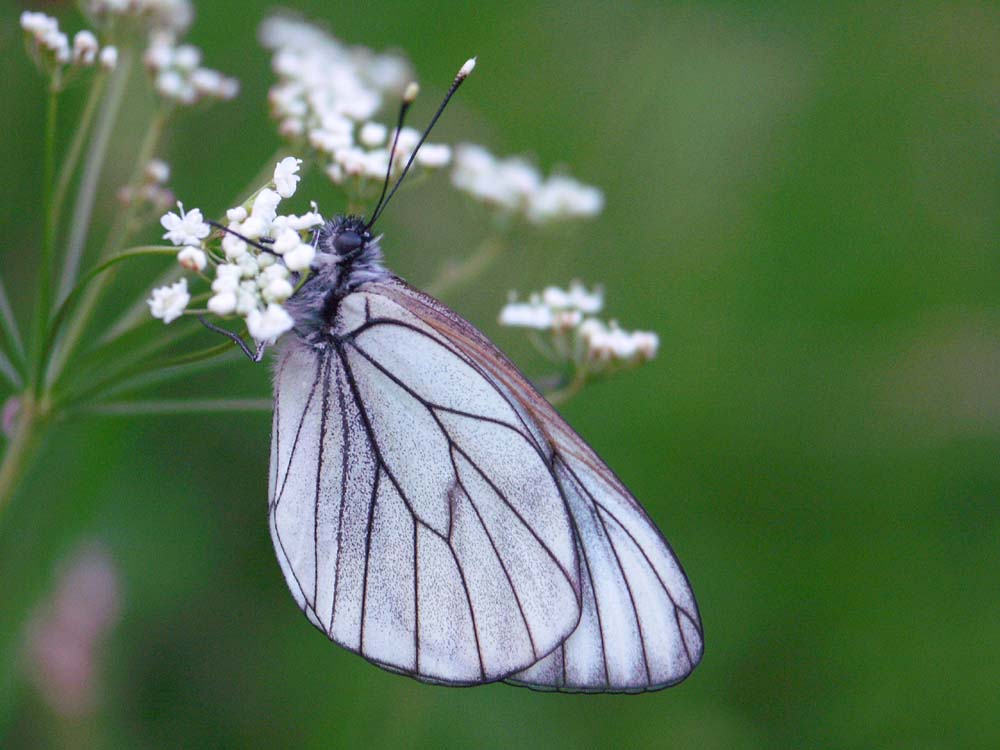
[212, 60, 703, 692]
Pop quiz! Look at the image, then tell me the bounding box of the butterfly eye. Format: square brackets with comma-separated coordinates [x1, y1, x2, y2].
[334, 230, 363, 255]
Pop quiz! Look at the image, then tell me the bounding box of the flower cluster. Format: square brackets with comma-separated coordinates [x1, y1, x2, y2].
[259, 16, 451, 195]
[500, 281, 604, 331]
[149, 157, 323, 343]
[500, 281, 658, 386]
[20, 12, 118, 76]
[83, 0, 194, 34]
[144, 34, 239, 105]
[452, 144, 605, 225]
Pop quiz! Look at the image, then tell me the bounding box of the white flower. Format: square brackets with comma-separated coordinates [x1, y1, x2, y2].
[262, 277, 294, 303]
[72, 31, 99, 65]
[498, 297, 553, 329]
[251, 188, 281, 226]
[147, 278, 190, 323]
[207, 292, 237, 316]
[237, 254, 260, 279]
[540, 281, 603, 314]
[221, 226, 248, 260]
[145, 159, 170, 184]
[274, 211, 324, 231]
[98, 46, 118, 70]
[143, 37, 238, 105]
[20, 12, 56, 36]
[452, 144, 604, 224]
[577, 319, 658, 364]
[235, 282, 260, 316]
[273, 157, 302, 198]
[226, 206, 248, 223]
[566, 280, 603, 314]
[160, 203, 210, 246]
[259, 15, 415, 189]
[173, 44, 201, 71]
[527, 176, 605, 224]
[177, 246, 206, 271]
[393, 126, 421, 157]
[212, 264, 242, 292]
[283, 242, 316, 272]
[236, 216, 265, 239]
[247, 303, 294, 343]
[272, 227, 302, 255]
[86, 0, 194, 34]
[260, 264, 290, 283]
[359, 121, 387, 147]
[632, 331, 659, 360]
[416, 143, 452, 169]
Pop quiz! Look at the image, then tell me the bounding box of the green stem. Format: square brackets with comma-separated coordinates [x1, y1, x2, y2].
[544, 368, 588, 407]
[59, 341, 233, 409]
[0, 351, 21, 390]
[60, 50, 132, 307]
[0, 394, 47, 521]
[30, 86, 60, 397]
[423, 236, 506, 299]
[37, 247, 177, 389]
[0, 273, 25, 368]
[54, 71, 109, 302]
[81, 398, 272, 416]
[46, 104, 167, 388]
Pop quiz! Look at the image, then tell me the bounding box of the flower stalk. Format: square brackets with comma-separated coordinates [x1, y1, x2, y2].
[0, 393, 47, 522]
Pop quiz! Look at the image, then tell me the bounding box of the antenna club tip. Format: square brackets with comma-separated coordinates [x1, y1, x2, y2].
[458, 57, 477, 80]
[403, 81, 420, 103]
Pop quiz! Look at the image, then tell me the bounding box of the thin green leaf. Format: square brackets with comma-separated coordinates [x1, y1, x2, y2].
[0, 350, 21, 390]
[94, 349, 242, 402]
[0, 274, 25, 364]
[60, 341, 233, 408]
[82, 398, 272, 416]
[39, 246, 178, 388]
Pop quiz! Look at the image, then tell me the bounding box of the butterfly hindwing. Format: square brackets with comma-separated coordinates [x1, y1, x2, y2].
[372, 278, 704, 692]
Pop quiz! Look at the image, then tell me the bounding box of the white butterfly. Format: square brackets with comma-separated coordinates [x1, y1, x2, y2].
[218, 61, 702, 692]
[263, 215, 703, 692]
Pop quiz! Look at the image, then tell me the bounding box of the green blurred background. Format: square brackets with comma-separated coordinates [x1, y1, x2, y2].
[1, 0, 998, 747]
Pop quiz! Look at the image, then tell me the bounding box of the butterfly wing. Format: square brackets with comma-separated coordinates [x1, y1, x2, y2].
[268, 292, 581, 685]
[372, 278, 704, 692]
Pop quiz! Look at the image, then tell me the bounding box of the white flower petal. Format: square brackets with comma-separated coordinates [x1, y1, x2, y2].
[246, 303, 294, 343]
[207, 292, 237, 316]
[283, 242, 315, 272]
[273, 156, 302, 198]
[177, 246, 206, 271]
[147, 279, 190, 324]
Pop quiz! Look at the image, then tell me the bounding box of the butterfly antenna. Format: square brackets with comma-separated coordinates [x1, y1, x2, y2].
[206, 220, 279, 256]
[366, 57, 476, 230]
[367, 82, 419, 225]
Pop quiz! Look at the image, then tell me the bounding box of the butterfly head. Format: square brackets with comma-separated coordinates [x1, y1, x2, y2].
[316, 215, 374, 261]
[304, 214, 388, 298]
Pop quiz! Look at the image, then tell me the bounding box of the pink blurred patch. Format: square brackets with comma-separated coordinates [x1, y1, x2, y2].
[24, 543, 123, 719]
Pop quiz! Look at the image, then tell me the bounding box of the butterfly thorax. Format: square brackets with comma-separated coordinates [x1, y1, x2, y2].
[283, 215, 391, 342]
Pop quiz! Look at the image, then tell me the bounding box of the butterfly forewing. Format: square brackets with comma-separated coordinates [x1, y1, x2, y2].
[269, 290, 582, 685]
[372, 278, 704, 692]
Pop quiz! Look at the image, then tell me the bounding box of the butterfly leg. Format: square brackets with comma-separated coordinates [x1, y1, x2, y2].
[197, 315, 266, 362]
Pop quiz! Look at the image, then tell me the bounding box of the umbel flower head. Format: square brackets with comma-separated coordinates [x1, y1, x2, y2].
[20, 11, 119, 79]
[499, 282, 659, 401]
[148, 157, 323, 343]
[259, 16, 452, 199]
